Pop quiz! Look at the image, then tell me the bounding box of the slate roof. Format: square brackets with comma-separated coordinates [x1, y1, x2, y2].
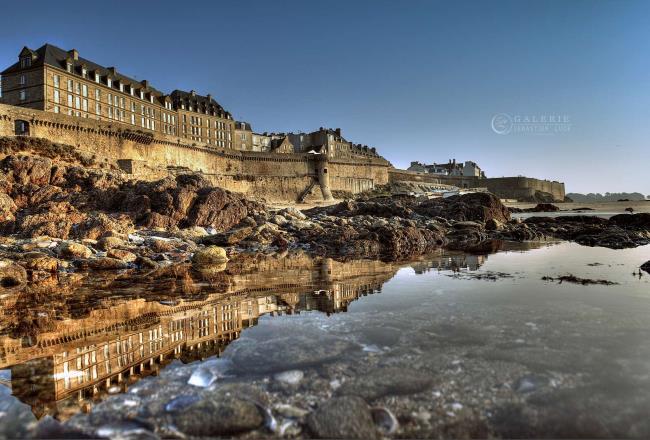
[3, 43, 165, 97]
[170, 90, 230, 117]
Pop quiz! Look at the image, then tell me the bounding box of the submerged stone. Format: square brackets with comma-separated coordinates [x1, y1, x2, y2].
[173, 397, 263, 436]
[306, 396, 379, 439]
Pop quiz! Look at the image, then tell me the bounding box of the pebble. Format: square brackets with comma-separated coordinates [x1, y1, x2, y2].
[273, 370, 304, 385]
[187, 368, 218, 388]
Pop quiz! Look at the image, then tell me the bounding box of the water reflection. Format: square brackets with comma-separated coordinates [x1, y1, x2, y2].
[0, 241, 545, 421]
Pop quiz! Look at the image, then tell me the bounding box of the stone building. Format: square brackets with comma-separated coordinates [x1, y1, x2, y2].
[233, 121, 253, 151]
[0, 43, 234, 148]
[170, 90, 234, 148]
[288, 127, 380, 159]
[407, 159, 485, 178]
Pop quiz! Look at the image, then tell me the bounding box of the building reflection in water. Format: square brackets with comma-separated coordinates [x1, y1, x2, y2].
[0, 242, 542, 420]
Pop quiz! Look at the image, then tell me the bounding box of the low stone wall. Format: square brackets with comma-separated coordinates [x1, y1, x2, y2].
[0, 103, 390, 202]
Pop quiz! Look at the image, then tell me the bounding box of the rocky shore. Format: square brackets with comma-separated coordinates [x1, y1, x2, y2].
[1, 138, 649, 289]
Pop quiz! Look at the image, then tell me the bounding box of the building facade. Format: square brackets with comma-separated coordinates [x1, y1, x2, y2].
[0, 44, 234, 148]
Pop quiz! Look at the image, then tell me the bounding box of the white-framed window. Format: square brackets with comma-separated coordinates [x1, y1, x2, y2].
[95, 89, 100, 100]
[74, 82, 80, 94]
[95, 72, 100, 83]
[74, 96, 80, 109]
[95, 102, 101, 115]
[82, 99, 88, 112]
[82, 67, 87, 78]
[53, 89, 60, 103]
[67, 79, 73, 92]
[108, 107, 113, 119]
[130, 86, 134, 96]
[119, 83, 124, 92]
[107, 78, 112, 88]
[19, 89, 26, 101]
[66, 62, 72, 73]
[20, 75, 25, 85]
[21, 57, 31, 68]
[149, 95, 154, 104]
[151, 120, 155, 130]
[107, 93, 112, 105]
[82, 84, 87, 97]
[67, 94, 73, 107]
[139, 90, 144, 100]
[54, 105, 59, 113]
[120, 97, 125, 108]
[131, 114, 135, 125]
[53, 75, 60, 88]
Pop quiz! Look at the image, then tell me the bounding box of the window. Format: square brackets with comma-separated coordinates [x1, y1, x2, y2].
[95, 89, 100, 100]
[75, 96, 80, 109]
[20, 75, 25, 85]
[19, 90, 26, 101]
[139, 91, 144, 100]
[95, 72, 100, 83]
[82, 67, 87, 78]
[66, 63, 72, 73]
[74, 82, 80, 94]
[67, 94, 73, 107]
[95, 102, 101, 115]
[120, 97, 125, 108]
[119, 83, 124, 92]
[107, 78, 112, 88]
[53, 90, 60, 103]
[54, 105, 59, 113]
[149, 95, 154, 104]
[82, 84, 87, 97]
[107, 93, 112, 105]
[20, 57, 31, 68]
[108, 107, 113, 119]
[130, 86, 134, 96]
[131, 114, 135, 125]
[67, 79, 73, 92]
[53, 75, 60, 88]
[82, 99, 88, 112]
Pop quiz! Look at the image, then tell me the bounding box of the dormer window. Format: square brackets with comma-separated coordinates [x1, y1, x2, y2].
[107, 78, 112, 88]
[20, 57, 31, 68]
[139, 90, 144, 100]
[66, 62, 72, 73]
[95, 72, 100, 83]
[181, 103, 185, 110]
[81, 67, 87, 78]
[130, 86, 134, 96]
[119, 83, 124, 92]
[149, 95, 154, 104]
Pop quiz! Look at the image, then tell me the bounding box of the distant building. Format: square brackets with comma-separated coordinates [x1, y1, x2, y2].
[408, 159, 485, 178]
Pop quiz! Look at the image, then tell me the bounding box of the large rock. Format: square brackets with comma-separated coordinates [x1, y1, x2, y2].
[0, 259, 27, 286]
[641, 261, 650, 274]
[306, 396, 379, 439]
[1, 154, 52, 186]
[609, 213, 650, 229]
[192, 246, 229, 267]
[337, 367, 433, 400]
[0, 192, 17, 222]
[416, 192, 511, 224]
[57, 241, 93, 259]
[173, 396, 263, 436]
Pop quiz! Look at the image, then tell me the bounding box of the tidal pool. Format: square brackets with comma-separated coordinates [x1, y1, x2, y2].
[1, 241, 649, 438]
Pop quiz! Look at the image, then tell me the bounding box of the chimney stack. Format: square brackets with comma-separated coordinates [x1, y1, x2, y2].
[190, 90, 196, 97]
[68, 49, 79, 60]
[141, 80, 149, 88]
[207, 93, 212, 101]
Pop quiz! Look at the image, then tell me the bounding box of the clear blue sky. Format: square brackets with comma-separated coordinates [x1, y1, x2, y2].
[1, 0, 648, 194]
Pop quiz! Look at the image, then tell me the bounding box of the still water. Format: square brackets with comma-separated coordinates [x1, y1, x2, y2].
[1, 241, 649, 438]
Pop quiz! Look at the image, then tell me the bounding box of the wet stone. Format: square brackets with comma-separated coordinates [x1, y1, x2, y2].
[306, 396, 380, 440]
[337, 367, 433, 400]
[172, 396, 263, 436]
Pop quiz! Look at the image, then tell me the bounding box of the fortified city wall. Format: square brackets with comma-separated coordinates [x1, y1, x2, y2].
[0, 103, 390, 202]
[388, 169, 566, 201]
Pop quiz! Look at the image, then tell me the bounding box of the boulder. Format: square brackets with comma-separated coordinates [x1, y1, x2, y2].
[107, 249, 137, 263]
[192, 246, 229, 267]
[57, 241, 93, 259]
[87, 257, 129, 270]
[306, 396, 379, 440]
[97, 236, 125, 250]
[0, 192, 17, 222]
[641, 261, 650, 274]
[173, 395, 263, 436]
[0, 259, 27, 287]
[21, 253, 59, 272]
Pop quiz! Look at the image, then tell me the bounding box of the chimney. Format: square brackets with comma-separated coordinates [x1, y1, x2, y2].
[140, 79, 149, 88]
[108, 66, 117, 75]
[68, 49, 79, 60]
[335, 128, 341, 136]
[207, 94, 212, 101]
[190, 90, 196, 97]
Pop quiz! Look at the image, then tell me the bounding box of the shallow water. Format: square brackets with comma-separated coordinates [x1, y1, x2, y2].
[1, 241, 649, 437]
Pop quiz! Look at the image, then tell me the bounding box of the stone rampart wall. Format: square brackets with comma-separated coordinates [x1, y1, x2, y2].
[0, 103, 390, 202]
